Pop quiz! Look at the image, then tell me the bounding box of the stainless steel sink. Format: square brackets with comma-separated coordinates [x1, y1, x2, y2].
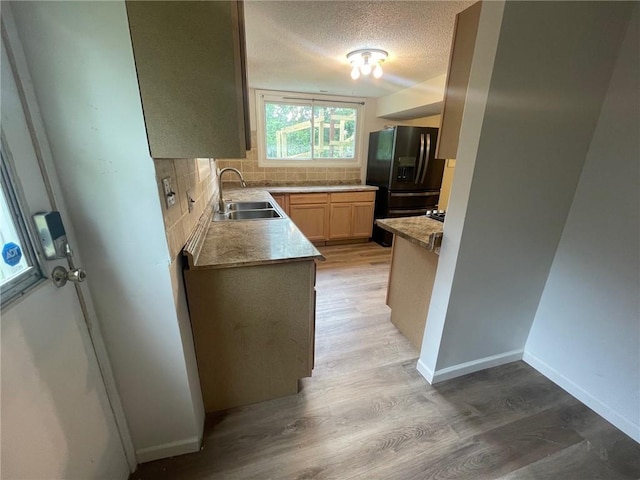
[228, 209, 281, 220]
[213, 208, 282, 221]
[227, 201, 274, 211]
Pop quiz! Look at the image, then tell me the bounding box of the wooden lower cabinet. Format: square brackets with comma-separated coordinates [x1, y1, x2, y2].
[289, 204, 329, 242]
[281, 190, 376, 245]
[329, 203, 353, 239]
[329, 202, 375, 240]
[352, 202, 375, 238]
[185, 260, 316, 412]
[386, 236, 438, 351]
[270, 193, 288, 214]
[329, 191, 375, 242]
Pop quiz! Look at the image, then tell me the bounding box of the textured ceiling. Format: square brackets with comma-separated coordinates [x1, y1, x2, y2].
[244, 0, 475, 98]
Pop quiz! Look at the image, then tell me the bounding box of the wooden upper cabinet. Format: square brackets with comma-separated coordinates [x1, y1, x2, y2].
[437, 1, 482, 160]
[126, 0, 249, 159]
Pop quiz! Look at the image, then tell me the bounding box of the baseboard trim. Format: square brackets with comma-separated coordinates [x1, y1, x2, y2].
[418, 349, 524, 384]
[135, 436, 201, 464]
[523, 351, 640, 443]
[416, 358, 435, 383]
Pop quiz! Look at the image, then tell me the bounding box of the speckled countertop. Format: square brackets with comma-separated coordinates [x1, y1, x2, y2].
[184, 189, 324, 269]
[265, 185, 378, 194]
[375, 216, 444, 254]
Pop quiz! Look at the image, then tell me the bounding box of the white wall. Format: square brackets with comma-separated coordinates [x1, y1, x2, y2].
[375, 74, 446, 120]
[11, 1, 204, 462]
[419, 1, 634, 381]
[418, 0, 504, 381]
[524, 4, 639, 442]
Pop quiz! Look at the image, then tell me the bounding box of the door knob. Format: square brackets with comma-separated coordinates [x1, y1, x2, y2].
[51, 265, 87, 288]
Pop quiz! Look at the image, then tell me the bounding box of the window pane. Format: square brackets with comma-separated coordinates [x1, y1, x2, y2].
[0, 182, 30, 284]
[1, 152, 43, 306]
[312, 106, 357, 159]
[264, 103, 313, 159]
[258, 92, 362, 166]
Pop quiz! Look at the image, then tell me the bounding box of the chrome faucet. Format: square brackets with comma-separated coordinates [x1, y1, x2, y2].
[217, 167, 246, 213]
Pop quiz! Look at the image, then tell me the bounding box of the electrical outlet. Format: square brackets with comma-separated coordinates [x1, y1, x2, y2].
[162, 177, 176, 208]
[187, 190, 195, 213]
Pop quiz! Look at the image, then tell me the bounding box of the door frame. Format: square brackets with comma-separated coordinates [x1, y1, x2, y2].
[1, 5, 137, 471]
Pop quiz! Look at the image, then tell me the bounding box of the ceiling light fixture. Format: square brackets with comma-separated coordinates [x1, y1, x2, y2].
[347, 49, 388, 80]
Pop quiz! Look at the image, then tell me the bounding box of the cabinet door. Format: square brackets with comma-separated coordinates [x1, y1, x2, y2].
[329, 203, 353, 239]
[289, 204, 328, 241]
[270, 194, 289, 215]
[126, 0, 247, 159]
[236, 0, 251, 151]
[436, 1, 482, 160]
[352, 202, 375, 238]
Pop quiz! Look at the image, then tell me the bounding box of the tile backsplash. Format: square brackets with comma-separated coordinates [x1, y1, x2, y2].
[153, 131, 364, 259]
[217, 131, 362, 185]
[154, 158, 218, 259]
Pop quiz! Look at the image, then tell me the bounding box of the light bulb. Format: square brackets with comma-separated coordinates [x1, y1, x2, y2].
[361, 60, 372, 76]
[347, 49, 389, 80]
[373, 63, 383, 79]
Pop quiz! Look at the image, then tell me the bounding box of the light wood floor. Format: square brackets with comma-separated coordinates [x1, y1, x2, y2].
[131, 242, 640, 480]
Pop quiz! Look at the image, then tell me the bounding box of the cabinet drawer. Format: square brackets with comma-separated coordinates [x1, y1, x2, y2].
[330, 191, 375, 203]
[290, 193, 329, 205]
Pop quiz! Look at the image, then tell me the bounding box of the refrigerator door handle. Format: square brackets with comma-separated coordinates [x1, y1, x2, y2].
[420, 133, 431, 184]
[415, 134, 425, 184]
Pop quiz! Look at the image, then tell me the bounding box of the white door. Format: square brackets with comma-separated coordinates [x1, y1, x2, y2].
[1, 11, 133, 480]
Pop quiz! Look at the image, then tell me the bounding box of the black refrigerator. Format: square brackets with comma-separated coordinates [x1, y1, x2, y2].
[366, 126, 445, 246]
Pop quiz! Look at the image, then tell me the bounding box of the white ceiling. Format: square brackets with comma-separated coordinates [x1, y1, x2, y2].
[244, 0, 475, 99]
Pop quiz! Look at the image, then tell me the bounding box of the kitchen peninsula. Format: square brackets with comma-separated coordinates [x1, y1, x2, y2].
[183, 189, 323, 412]
[375, 216, 444, 350]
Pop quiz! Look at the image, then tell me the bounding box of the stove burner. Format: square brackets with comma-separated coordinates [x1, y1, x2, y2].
[426, 211, 446, 223]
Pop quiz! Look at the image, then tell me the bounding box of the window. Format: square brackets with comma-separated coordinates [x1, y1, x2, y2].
[256, 90, 365, 167]
[1, 148, 43, 306]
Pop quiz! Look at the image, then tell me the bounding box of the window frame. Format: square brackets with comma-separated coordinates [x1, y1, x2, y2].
[256, 89, 366, 168]
[0, 145, 45, 307]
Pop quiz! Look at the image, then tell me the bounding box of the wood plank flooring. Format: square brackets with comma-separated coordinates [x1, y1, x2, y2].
[131, 242, 640, 480]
